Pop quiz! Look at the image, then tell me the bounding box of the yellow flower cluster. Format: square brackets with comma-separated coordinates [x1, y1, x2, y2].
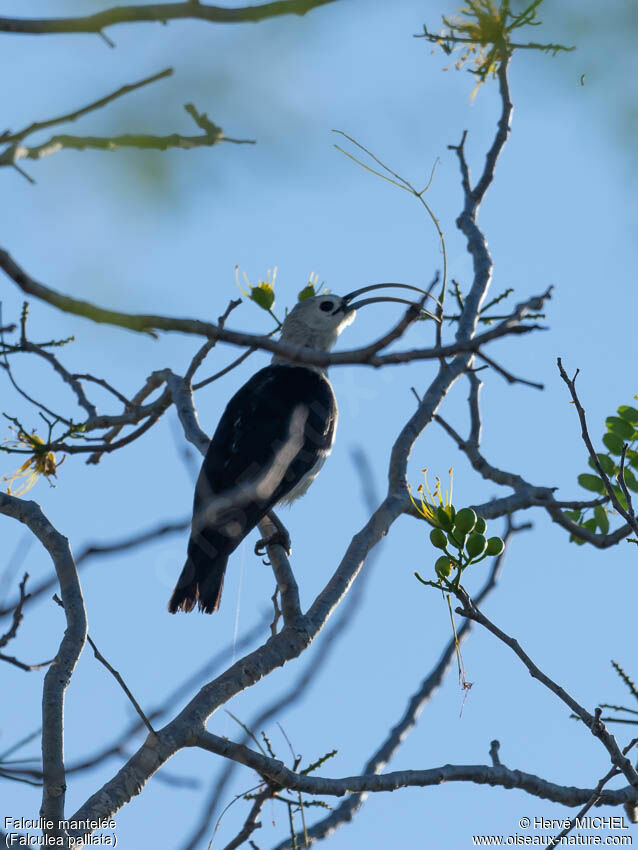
[408, 467, 454, 527]
[2, 430, 59, 496]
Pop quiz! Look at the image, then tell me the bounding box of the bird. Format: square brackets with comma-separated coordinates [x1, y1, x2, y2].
[168, 283, 432, 613]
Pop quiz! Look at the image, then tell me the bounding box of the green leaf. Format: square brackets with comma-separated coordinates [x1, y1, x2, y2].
[627, 450, 638, 471]
[569, 533, 586, 546]
[582, 518, 597, 532]
[563, 509, 581, 522]
[620, 467, 638, 493]
[577, 473, 606, 494]
[593, 505, 609, 534]
[606, 416, 634, 440]
[617, 405, 638, 424]
[603, 432, 624, 455]
[587, 453, 616, 476]
[611, 485, 629, 511]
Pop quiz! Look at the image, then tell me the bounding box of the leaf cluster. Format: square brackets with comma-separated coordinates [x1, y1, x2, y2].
[419, 0, 573, 96]
[566, 400, 638, 541]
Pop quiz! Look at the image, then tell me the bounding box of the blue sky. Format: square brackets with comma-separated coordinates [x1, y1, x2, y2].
[1, 1, 637, 848]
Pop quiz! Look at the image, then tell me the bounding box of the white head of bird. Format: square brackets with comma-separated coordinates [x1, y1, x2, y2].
[275, 294, 356, 359]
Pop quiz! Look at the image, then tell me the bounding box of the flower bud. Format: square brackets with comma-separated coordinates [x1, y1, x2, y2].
[435, 556, 452, 578]
[430, 528, 448, 550]
[298, 283, 316, 302]
[250, 283, 275, 310]
[448, 530, 465, 550]
[466, 532, 487, 559]
[485, 536, 505, 556]
[436, 506, 454, 530]
[454, 508, 477, 534]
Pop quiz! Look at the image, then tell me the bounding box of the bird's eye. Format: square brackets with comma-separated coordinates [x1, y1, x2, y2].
[319, 300, 335, 312]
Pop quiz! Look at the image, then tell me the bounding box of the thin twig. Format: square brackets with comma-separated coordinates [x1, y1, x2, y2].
[557, 358, 638, 536]
[453, 587, 638, 791]
[222, 788, 272, 850]
[489, 740, 501, 767]
[476, 349, 544, 390]
[0, 572, 30, 648]
[53, 595, 155, 736]
[1, 68, 173, 146]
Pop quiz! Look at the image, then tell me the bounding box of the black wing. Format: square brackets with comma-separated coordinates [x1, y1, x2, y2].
[201, 364, 337, 509]
[169, 365, 336, 613]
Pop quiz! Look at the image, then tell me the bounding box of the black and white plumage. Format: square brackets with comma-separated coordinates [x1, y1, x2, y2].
[169, 284, 429, 613]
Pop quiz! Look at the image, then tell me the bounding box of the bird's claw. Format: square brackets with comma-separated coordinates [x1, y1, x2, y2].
[254, 530, 292, 562]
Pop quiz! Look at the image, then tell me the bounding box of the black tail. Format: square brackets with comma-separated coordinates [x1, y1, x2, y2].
[170, 496, 266, 614]
[168, 550, 229, 614]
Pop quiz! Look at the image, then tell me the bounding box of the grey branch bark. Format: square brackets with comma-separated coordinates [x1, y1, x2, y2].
[53, 47, 542, 842]
[453, 586, 638, 792]
[4, 42, 627, 850]
[0, 245, 544, 368]
[432, 372, 634, 548]
[196, 730, 637, 809]
[272, 520, 523, 849]
[183, 451, 384, 849]
[0, 493, 87, 838]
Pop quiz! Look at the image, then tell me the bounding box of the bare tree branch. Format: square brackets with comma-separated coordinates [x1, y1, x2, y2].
[432, 375, 634, 548]
[161, 371, 211, 455]
[273, 518, 528, 849]
[3, 29, 620, 849]
[548, 737, 638, 846]
[0, 247, 546, 368]
[195, 729, 637, 810]
[222, 787, 273, 850]
[476, 349, 544, 390]
[0, 0, 337, 37]
[1, 105, 252, 172]
[258, 515, 302, 628]
[183, 450, 384, 848]
[0, 493, 87, 837]
[0, 572, 29, 649]
[58, 615, 268, 782]
[51, 593, 156, 738]
[0, 574, 54, 670]
[0, 69, 173, 146]
[453, 586, 638, 792]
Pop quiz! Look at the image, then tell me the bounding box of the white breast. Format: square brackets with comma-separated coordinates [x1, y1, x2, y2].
[277, 450, 330, 506]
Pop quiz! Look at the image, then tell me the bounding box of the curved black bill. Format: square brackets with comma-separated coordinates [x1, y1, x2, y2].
[342, 283, 440, 322]
[343, 282, 436, 304]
